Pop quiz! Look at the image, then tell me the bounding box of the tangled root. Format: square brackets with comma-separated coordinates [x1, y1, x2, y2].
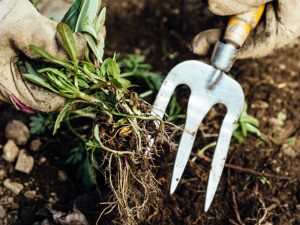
[94, 100, 172, 225]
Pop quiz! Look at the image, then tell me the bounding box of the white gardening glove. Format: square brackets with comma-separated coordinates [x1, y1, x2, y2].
[0, 0, 85, 113]
[193, 0, 300, 59]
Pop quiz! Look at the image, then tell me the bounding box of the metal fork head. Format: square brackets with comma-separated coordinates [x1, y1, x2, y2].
[151, 60, 244, 211]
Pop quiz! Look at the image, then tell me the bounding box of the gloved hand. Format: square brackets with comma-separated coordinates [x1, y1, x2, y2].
[0, 0, 85, 113]
[193, 0, 300, 59]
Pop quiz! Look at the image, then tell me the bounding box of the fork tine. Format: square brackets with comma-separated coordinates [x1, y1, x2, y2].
[204, 113, 237, 211]
[152, 74, 179, 119]
[170, 95, 213, 194]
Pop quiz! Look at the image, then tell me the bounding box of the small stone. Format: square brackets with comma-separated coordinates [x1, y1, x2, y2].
[30, 139, 42, 152]
[58, 170, 68, 182]
[24, 190, 36, 199]
[4, 179, 24, 195]
[49, 192, 58, 204]
[0, 168, 5, 180]
[15, 150, 34, 174]
[5, 120, 30, 145]
[7, 197, 14, 203]
[269, 118, 284, 127]
[0, 205, 6, 219]
[39, 157, 47, 164]
[2, 139, 20, 162]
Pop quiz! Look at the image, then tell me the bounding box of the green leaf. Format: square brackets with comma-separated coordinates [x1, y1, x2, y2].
[97, 33, 105, 61]
[38, 67, 68, 79]
[245, 123, 262, 138]
[81, 25, 98, 40]
[93, 124, 101, 143]
[53, 102, 72, 135]
[23, 73, 58, 94]
[29, 45, 73, 70]
[94, 7, 106, 33]
[76, 0, 100, 33]
[77, 78, 90, 89]
[102, 58, 121, 79]
[84, 34, 104, 62]
[111, 77, 131, 89]
[29, 113, 55, 135]
[61, 0, 82, 31]
[57, 23, 79, 70]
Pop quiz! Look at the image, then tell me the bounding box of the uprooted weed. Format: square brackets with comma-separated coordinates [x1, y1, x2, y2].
[20, 0, 173, 224]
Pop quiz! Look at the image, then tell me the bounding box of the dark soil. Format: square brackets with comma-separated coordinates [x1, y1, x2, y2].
[1, 0, 300, 224]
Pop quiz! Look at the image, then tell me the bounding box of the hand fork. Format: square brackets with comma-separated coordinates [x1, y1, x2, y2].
[151, 5, 265, 211]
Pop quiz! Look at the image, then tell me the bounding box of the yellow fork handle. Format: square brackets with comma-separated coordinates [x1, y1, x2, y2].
[224, 4, 266, 48]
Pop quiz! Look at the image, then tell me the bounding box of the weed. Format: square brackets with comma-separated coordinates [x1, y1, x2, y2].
[29, 113, 55, 135]
[22, 1, 169, 224]
[233, 103, 263, 144]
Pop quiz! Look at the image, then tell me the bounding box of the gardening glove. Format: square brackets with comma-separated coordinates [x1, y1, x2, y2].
[193, 0, 300, 59]
[0, 0, 85, 113]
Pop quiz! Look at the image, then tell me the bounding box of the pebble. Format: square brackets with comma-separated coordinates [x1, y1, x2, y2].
[0, 205, 6, 219]
[49, 192, 59, 204]
[0, 168, 5, 180]
[39, 157, 47, 164]
[5, 120, 30, 145]
[15, 150, 34, 174]
[4, 179, 24, 195]
[2, 140, 20, 162]
[269, 118, 284, 127]
[30, 139, 42, 152]
[58, 170, 68, 182]
[24, 190, 37, 199]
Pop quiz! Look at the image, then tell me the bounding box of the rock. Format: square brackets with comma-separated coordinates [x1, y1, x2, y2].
[0, 168, 5, 180]
[39, 157, 47, 164]
[15, 150, 34, 174]
[24, 190, 37, 199]
[5, 120, 30, 145]
[269, 118, 284, 127]
[49, 192, 59, 204]
[58, 170, 68, 182]
[2, 140, 20, 162]
[0, 205, 6, 219]
[4, 179, 24, 195]
[30, 139, 42, 152]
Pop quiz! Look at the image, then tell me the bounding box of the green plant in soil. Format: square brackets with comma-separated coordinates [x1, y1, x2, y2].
[23, 0, 169, 224]
[233, 103, 264, 144]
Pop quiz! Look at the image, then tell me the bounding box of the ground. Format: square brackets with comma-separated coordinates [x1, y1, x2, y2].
[1, 0, 300, 224]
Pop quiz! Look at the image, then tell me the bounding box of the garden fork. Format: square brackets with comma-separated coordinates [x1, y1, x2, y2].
[151, 5, 265, 211]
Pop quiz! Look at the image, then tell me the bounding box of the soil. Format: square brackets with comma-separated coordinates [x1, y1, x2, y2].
[1, 0, 300, 224]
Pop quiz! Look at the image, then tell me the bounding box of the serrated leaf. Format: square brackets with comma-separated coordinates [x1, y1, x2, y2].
[30, 45, 73, 70]
[53, 102, 71, 135]
[111, 77, 131, 89]
[57, 23, 79, 70]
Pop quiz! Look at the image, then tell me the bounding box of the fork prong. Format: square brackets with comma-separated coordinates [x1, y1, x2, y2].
[152, 74, 178, 119]
[170, 95, 212, 194]
[204, 113, 237, 212]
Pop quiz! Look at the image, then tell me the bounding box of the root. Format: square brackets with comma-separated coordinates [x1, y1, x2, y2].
[92, 99, 171, 224]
